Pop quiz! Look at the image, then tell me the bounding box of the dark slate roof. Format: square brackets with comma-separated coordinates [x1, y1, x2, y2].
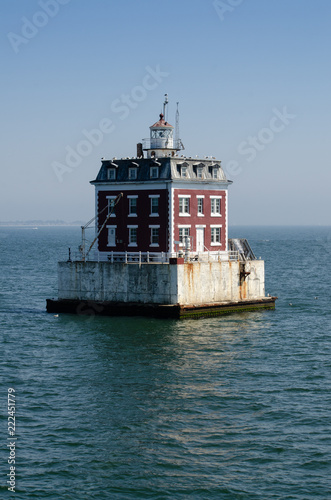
[91, 157, 231, 184]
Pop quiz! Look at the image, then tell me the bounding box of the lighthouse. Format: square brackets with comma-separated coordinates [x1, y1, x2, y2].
[142, 94, 181, 158]
[47, 98, 276, 318]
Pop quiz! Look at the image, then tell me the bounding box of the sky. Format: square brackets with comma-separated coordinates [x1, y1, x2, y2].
[1, 0, 330, 225]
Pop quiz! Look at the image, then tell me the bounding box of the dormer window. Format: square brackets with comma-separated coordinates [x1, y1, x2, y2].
[212, 167, 218, 179]
[129, 167, 137, 180]
[193, 163, 205, 179]
[150, 166, 159, 179]
[181, 166, 188, 178]
[107, 168, 116, 180]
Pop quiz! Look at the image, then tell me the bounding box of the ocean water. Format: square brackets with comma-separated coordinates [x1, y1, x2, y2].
[0, 226, 330, 499]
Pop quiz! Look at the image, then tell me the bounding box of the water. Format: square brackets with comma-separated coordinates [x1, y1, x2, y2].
[0, 226, 330, 499]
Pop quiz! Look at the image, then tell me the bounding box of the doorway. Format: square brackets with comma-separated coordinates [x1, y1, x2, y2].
[196, 228, 204, 252]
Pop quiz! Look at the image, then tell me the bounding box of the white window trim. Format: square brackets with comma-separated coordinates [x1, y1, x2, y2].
[128, 225, 138, 247]
[210, 196, 222, 217]
[179, 195, 191, 217]
[181, 166, 188, 178]
[197, 195, 204, 217]
[210, 225, 222, 246]
[107, 168, 116, 180]
[106, 196, 117, 217]
[149, 225, 160, 247]
[128, 196, 138, 217]
[196, 167, 204, 179]
[128, 168, 137, 180]
[149, 194, 160, 217]
[178, 226, 190, 247]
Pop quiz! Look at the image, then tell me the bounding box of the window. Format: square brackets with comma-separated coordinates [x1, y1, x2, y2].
[107, 168, 116, 180]
[179, 227, 190, 245]
[129, 168, 137, 180]
[128, 196, 137, 216]
[210, 197, 222, 216]
[181, 166, 188, 178]
[212, 167, 218, 179]
[197, 167, 203, 179]
[150, 196, 159, 216]
[128, 227, 137, 246]
[150, 226, 160, 246]
[152, 129, 171, 139]
[211, 227, 221, 245]
[197, 197, 204, 215]
[150, 166, 159, 179]
[107, 197, 117, 216]
[179, 196, 190, 215]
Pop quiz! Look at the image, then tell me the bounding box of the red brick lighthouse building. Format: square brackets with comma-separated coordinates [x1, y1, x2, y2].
[47, 98, 276, 318]
[92, 102, 230, 261]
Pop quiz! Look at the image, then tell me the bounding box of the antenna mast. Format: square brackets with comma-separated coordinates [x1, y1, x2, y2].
[175, 102, 184, 150]
[163, 93, 168, 121]
[175, 102, 180, 148]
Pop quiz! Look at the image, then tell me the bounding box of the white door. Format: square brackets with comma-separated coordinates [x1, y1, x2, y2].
[196, 228, 204, 252]
[108, 227, 116, 246]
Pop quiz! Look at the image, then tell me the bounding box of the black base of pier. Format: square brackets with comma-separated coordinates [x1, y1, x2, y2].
[46, 297, 277, 320]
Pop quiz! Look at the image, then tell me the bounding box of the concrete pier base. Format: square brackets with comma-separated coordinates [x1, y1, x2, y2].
[46, 297, 277, 319]
[47, 258, 276, 319]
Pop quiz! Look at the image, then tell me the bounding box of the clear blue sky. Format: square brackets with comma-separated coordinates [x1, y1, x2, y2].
[1, 0, 330, 224]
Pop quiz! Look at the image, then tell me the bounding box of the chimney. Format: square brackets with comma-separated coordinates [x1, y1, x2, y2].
[137, 143, 143, 158]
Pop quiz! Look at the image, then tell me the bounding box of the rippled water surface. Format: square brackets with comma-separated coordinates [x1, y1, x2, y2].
[1, 226, 330, 499]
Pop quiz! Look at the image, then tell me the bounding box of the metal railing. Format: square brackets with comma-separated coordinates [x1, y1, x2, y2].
[65, 239, 257, 265]
[228, 239, 256, 261]
[142, 138, 184, 151]
[68, 250, 240, 264]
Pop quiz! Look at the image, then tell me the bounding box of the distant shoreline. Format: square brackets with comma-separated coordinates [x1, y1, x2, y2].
[0, 222, 84, 227]
[0, 222, 329, 228]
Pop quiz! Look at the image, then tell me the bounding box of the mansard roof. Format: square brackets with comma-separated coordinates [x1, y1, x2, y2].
[91, 157, 232, 185]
